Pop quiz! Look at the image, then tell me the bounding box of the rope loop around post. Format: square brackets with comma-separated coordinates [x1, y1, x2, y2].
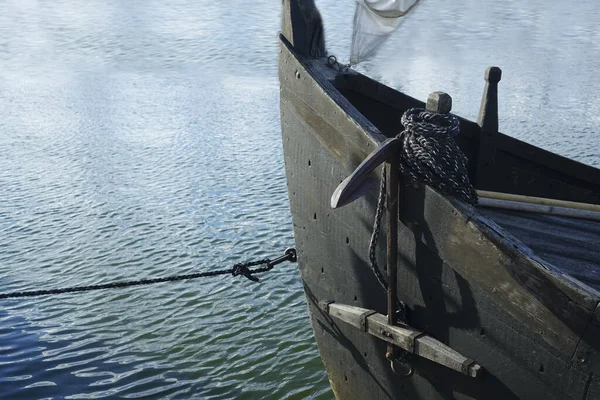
[398, 108, 477, 205]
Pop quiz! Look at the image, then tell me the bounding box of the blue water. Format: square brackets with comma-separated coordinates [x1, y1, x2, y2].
[1, 0, 598, 399]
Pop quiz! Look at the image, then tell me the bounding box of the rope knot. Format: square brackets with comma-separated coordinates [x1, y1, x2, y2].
[232, 264, 259, 282]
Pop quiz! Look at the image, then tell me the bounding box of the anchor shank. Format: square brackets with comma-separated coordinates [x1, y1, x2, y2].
[385, 158, 399, 360]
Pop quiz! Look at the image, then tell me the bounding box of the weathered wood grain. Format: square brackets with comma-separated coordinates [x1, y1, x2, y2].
[396, 220, 591, 398]
[478, 197, 600, 222]
[477, 207, 600, 293]
[281, 93, 589, 398]
[491, 147, 600, 204]
[478, 190, 600, 212]
[280, 38, 384, 166]
[400, 183, 597, 354]
[324, 303, 482, 377]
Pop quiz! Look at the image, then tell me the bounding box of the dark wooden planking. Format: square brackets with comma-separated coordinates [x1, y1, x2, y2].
[280, 88, 588, 400]
[282, 102, 518, 399]
[333, 73, 418, 137]
[586, 380, 600, 400]
[337, 88, 407, 138]
[478, 207, 600, 292]
[573, 304, 600, 372]
[498, 134, 600, 189]
[280, 34, 598, 399]
[334, 73, 426, 127]
[281, 40, 491, 398]
[490, 147, 600, 204]
[573, 304, 600, 399]
[279, 38, 387, 176]
[281, 104, 405, 399]
[400, 183, 598, 354]
[396, 222, 591, 399]
[334, 72, 491, 144]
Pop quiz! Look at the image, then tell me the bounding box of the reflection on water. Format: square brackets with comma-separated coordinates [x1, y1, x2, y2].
[0, 0, 598, 398]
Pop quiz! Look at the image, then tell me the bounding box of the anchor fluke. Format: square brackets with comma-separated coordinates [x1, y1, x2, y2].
[330, 137, 402, 209]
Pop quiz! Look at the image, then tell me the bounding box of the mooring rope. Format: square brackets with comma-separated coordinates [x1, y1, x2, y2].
[368, 108, 477, 323]
[0, 248, 297, 300]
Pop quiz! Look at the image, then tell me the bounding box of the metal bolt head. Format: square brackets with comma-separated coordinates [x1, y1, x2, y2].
[469, 364, 483, 378]
[426, 91, 452, 114]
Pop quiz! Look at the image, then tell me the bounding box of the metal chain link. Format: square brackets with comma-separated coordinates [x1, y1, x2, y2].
[326, 55, 349, 72]
[0, 248, 297, 300]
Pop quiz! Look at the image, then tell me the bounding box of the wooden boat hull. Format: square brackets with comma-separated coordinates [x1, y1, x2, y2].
[279, 2, 600, 399]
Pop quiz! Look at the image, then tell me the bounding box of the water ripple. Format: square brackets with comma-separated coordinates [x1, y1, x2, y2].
[0, 1, 329, 391]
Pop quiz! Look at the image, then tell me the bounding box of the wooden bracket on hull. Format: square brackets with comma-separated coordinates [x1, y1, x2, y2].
[320, 301, 484, 379]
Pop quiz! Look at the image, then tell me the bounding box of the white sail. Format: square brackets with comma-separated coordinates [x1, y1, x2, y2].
[350, 0, 421, 65]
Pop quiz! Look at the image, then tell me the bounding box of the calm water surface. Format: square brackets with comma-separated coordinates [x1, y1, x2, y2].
[1, 0, 598, 399]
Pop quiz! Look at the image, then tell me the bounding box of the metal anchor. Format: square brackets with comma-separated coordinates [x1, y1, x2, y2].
[330, 91, 453, 374]
[331, 133, 403, 370]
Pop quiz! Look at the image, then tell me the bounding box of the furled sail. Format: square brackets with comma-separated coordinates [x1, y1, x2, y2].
[350, 0, 421, 65]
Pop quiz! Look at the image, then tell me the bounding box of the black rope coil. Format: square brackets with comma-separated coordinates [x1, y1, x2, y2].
[399, 108, 478, 204]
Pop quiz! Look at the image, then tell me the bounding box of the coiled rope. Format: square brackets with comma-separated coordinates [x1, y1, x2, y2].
[399, 108, 477, 204]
